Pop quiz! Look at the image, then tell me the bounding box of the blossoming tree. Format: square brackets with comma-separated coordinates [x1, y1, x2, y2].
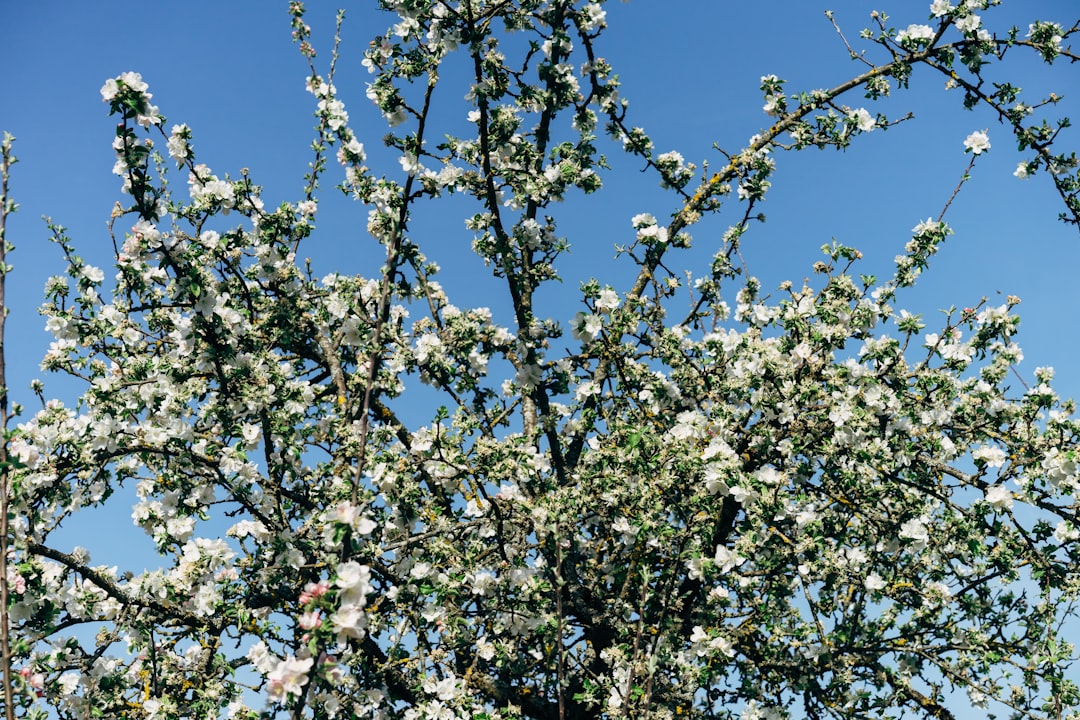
[2, 1, 1080, 718]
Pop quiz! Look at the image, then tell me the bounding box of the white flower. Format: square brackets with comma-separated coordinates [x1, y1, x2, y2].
[516, 363, 542, 390]
[477, 639, 496, 661]
[335, 561, 369, 590]
[712, 635, 735, 658]
[165, 516, 195, 542]
[897, 24, 935, 45]
[925, 581, 952, 601]
[167, 124, 190, 161]
[972, 445, 1007, 467]
[580, 3, 606, 31]
[119, 71, 149, 93]
[964, 130, 990, 155]
[899, 518, 929, 545]
[954, 14, 981, 33]
[339, 137, 366, 164]
[729, 486, 754, 505]
[911, 217, 940, 236]
[192, 583, 220, 616]
[330, 604, 368, 639]
[595, 288, 620, 312]
[82, 265, 105, 284]
[1027, 21, 1064, 54]
[572, 312, 604, 342]
[713, 545, 744, 573]
[865, 573, 887, 591]
[794, 505, 819, 527]
[415, 333, 444, 364]
[848, 108, 876, 133]
[424, 674, 462, 702]
[930, 0, 953, 17]
[636, 223, 668, 244]
[100, 78, 120, 102]
[247, 641, 278, 674]
[984, 484, 1013, 510]
[326, 502, 377, 535]
[1053, 521, 1079, 543]
[1014, 162, 1030, 179]
[399, 153, 422, 176]
[9, 437, 40, 467]
[334, 561, 373, 605]
[57, 672, 80, 697]
[471, 570, 497, 596]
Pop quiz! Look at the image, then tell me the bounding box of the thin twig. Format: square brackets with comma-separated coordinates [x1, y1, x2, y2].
[938, 154, 978, 222]
[0, 131, 16, 720]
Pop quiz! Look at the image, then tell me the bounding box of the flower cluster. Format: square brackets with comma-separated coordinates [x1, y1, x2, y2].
[100, 71, 161, 128]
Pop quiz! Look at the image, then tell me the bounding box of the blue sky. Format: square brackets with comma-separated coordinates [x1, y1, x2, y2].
[2, 1, 1080, 714]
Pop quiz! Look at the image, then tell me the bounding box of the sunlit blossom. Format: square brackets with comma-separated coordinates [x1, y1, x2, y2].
[964, 129, 990, 154]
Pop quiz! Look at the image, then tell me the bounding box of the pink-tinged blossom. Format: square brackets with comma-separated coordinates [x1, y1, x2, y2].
[9, 437, 39, 467]
[266, 655, 314, 702]
[299, 580, 330, 605]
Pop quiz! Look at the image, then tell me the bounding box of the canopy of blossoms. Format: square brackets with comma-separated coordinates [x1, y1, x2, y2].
[0, 1, 1079, 719]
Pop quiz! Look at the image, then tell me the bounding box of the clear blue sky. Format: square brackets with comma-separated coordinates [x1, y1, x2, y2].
[2, 1, 1079, 713]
